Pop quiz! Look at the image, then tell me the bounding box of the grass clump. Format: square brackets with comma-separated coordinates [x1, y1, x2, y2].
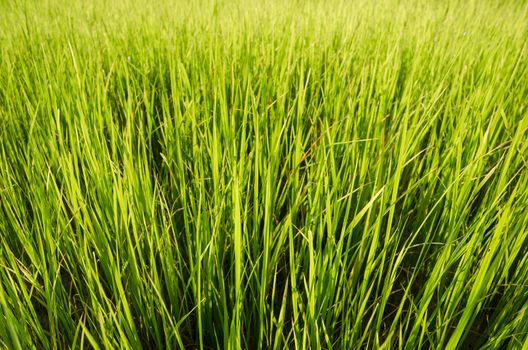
[1, 0, 527, 348]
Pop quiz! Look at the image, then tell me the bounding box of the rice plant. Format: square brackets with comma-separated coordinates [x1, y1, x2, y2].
[0, 0, 527, 348]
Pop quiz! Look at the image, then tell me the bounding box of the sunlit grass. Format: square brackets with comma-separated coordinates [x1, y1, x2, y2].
[1, 0, 527, 348]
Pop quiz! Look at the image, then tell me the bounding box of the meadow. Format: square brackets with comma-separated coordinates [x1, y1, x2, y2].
[0, 0, 527, 348]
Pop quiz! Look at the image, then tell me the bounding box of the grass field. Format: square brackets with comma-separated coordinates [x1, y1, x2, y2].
[1, 0, 527, 348]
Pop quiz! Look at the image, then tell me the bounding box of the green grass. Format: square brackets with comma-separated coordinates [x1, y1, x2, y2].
[1, 0, 527, 348]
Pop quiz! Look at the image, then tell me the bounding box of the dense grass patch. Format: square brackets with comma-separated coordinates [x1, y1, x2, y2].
[1, 0, 527, 348]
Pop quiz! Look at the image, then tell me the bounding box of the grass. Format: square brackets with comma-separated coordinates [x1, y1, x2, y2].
[0, 0, 527, 348]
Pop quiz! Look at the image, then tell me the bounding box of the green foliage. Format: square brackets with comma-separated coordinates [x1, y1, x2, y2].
[1, 0, 527, 348]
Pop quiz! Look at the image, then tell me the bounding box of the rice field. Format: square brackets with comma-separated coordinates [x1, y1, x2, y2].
[1, 0, 527, 348]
